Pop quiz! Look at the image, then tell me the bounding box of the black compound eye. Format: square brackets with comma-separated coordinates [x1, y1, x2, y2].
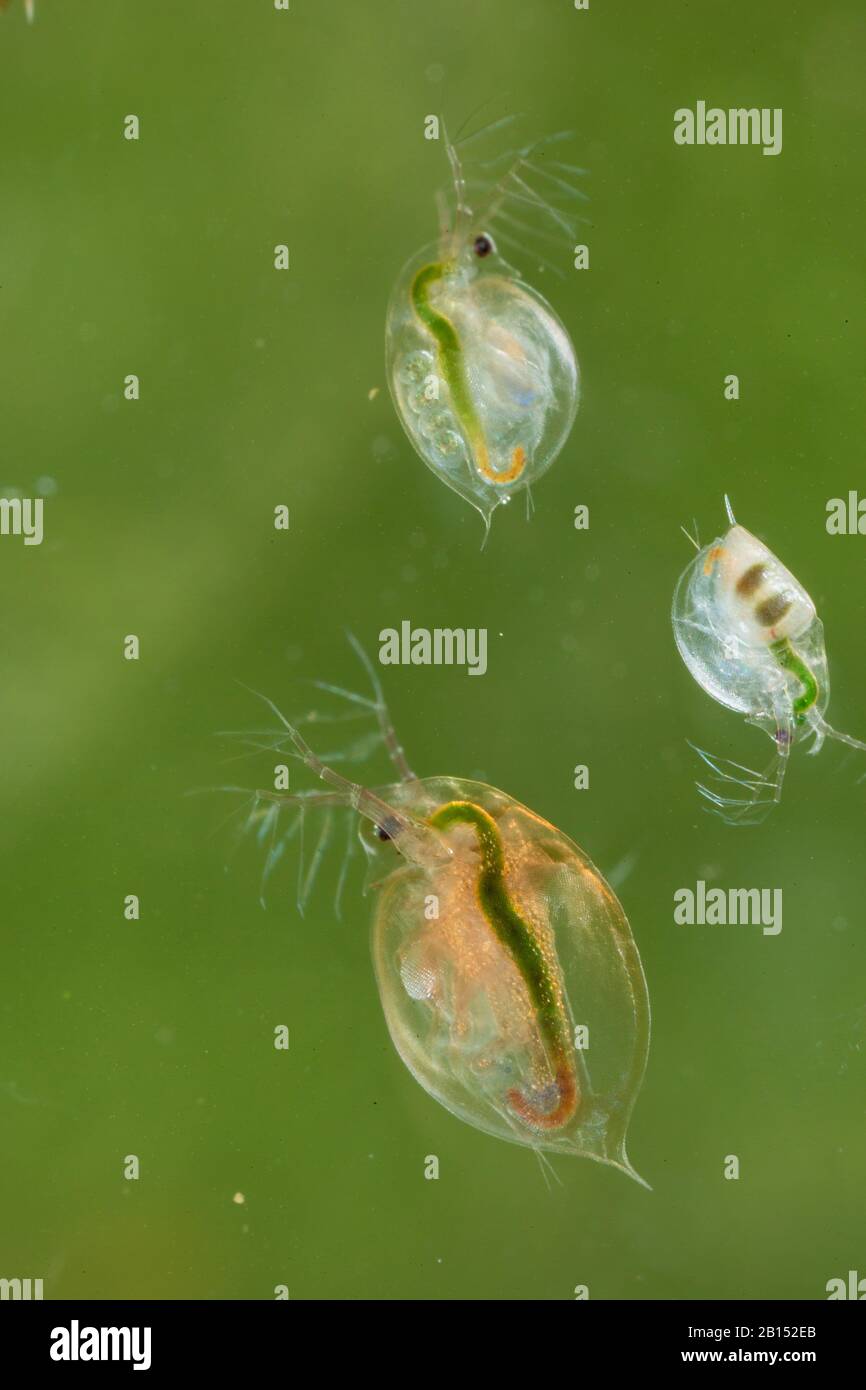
[473, 233, 493, 258]
[374, 816, 400, 842]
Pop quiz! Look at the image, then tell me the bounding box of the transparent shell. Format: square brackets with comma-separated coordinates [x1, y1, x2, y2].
[672, 525, 830, 728]
[366, 777, 650, 1184]
[385, 242, 579, 529]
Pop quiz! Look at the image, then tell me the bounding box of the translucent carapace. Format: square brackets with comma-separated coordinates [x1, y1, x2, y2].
[385, 113, 583, 539]
[672, 497, 866, 823]
[220, 638, 650, 1186]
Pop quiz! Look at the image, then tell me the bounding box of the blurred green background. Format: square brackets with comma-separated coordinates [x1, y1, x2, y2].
[1, 0, 864, 1300]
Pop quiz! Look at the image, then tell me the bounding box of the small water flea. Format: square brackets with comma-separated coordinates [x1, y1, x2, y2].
[386, 112, 585, 540]
[672, 496, 866, 824]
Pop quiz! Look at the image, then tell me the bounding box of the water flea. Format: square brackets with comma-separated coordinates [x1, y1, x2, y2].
[386, 112, 585, 540]
[219, 636, 650, 1186]
[673, 496, 866, 824]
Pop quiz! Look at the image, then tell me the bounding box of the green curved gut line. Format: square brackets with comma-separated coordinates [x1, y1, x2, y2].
[770, 637, 819, 724]
[427, 800, 573, 1082]
[410, 262, 491, 471]
[410, 263, 530, 486]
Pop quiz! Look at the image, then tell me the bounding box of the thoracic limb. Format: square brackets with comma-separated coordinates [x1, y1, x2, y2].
[689, 719, 792, 827]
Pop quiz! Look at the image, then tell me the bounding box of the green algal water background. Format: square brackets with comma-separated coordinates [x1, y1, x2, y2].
[1, 0, 864, 1299]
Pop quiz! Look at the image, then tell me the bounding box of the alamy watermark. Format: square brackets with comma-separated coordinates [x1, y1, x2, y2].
[0, 1276, 43, 1299]
[50, 1321, 151, 1371]
[0, 496, 43, 545]
[826, 1269, 866, 1299]
[379, 623, 487, 676]
[674, 102, 782, 157]
[826, 492, 866, 535]
[674, 880, 782, 936]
